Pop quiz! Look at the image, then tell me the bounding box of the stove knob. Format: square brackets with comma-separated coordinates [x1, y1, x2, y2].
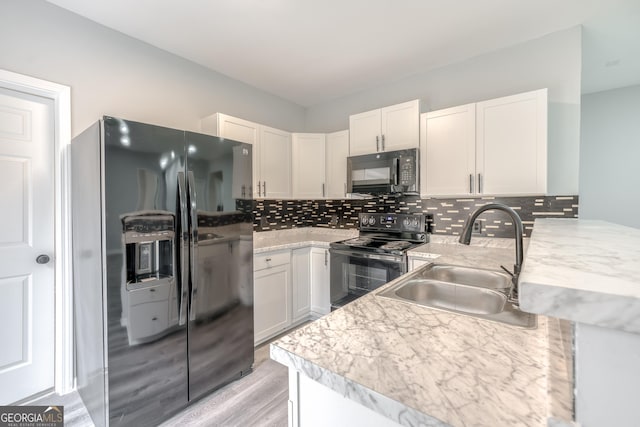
[412, 218, 419, 227]
[403, 218, 410, 227]
[369, 216, 376, 225]
[360, 216, 367, 226]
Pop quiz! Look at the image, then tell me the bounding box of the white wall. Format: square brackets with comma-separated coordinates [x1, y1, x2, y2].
[576, 85, 640, 427]
[305, 26, 582, 196]
[579, 84, 640, 228]
[575, 323, 640, 427]
[0, 1, 306, 137]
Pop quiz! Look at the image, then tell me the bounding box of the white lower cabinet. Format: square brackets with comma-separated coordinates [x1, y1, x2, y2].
[291, 248, 311, 323]
[254, 245, 332, 345]
[288, 368, 400, 427]
[254, 250, 292, 345]
[310, 247, 331, 316]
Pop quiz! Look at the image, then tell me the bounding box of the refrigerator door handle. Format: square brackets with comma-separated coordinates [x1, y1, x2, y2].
[177, 172, 189, 326]
[187, 171, 199, 321]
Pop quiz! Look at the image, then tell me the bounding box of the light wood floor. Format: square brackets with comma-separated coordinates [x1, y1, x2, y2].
[31, 343, 288, 427]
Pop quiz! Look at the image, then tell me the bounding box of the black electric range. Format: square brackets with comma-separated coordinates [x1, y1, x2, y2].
[329, 213, 429, 309]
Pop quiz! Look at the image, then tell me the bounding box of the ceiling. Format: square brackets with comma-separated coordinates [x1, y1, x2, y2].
[46, 0, 640, 106]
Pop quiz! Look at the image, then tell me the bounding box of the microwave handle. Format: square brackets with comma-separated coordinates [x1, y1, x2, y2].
[393, 158, 400, 186]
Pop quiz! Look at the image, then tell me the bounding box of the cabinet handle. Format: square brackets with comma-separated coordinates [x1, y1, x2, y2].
[324, 250, 328, 266]
[376, 135, 380, 152]
[381, 134, 385, 151]
[322, 183, 325, 198]
[469, 174, 474, 194]
[152, 316, 158, 321]
[266, 258, 272, 262]
[478, 173, 482, 193]
[241, 185, 245, 198]
[257, 181, 261, 197]
[149, 288, 156, 292]
[263, 181, 266, 197]
[249, 185, 253, 198]
[344, 183, 347, 197]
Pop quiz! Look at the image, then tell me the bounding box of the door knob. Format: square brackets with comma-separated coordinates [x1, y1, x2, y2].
[36, 254, 51, 264]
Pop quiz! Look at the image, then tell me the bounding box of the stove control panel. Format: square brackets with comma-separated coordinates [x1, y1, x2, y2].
[359, 213, 425, 233]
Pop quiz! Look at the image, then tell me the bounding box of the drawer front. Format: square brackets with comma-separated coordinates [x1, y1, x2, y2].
[254, 250, 290, 271]
[128, 282, 171, 306]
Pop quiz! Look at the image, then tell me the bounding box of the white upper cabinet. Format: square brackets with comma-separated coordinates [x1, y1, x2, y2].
[260, 125, 292, 199]
[349, 109, 381, 155]
[476, 89, 547, 195]
[349, 99, 419, 155]
[201, 113, 291, 199]
[325, 130, 349, 199]
[292, 133, 326, 198]
[201, 113, 259, 199]
[421, 104, 476, 196]
[420, 89, 547, 197]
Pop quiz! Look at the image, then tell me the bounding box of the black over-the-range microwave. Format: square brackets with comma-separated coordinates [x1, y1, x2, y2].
[347, 148, 419, 195]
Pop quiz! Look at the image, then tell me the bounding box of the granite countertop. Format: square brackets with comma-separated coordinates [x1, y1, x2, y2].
[271, 239, 573, 427]
[253, 227, 357, 253]
[519, 218, 640, 334]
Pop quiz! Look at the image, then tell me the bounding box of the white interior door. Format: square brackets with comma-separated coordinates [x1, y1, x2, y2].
[0, 87, 55, 403]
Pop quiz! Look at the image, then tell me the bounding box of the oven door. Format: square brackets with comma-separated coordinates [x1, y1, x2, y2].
[329, 248, 406, 309]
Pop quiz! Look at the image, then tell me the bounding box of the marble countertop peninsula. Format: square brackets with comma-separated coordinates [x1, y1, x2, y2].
[271, 239, 573, 427]
[519, 218, 640, 334]
[253, 227, 357, 253]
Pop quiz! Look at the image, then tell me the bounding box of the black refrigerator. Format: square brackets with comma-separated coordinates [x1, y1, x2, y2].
[72, 116, 254, 426]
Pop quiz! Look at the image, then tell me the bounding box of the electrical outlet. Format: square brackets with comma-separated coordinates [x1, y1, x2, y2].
[472, 220, 482, 235]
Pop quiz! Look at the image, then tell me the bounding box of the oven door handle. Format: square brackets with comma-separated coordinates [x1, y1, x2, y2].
[330, 249, 404, 264]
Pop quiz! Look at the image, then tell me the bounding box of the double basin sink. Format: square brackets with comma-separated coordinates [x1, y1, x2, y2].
[377, 264, 536, 328]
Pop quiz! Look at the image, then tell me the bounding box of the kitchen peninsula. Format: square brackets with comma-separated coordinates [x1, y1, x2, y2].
[270, 238, 574, 427]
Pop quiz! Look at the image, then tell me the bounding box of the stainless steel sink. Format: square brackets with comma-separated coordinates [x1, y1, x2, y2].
[416, 264, 512, 290]
[377, 264, 536, 329]
[393, 279, 506, 315]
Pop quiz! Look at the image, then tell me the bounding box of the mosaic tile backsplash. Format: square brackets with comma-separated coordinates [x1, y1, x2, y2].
[252, 195, 579, 238]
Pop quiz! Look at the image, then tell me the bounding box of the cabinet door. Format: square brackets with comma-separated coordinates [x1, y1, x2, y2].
[216, 114, 261, 196]
[325, 130, 349, 199]
[232, 145, 253, 199]
[254, 263, 291, 345]
[292, 133, 326, 198]
[349, 108, 381, 155]
[421, 105, 476, 196]
[380, 99, 420, 151]
[310, 247, 331, 316]
[476, 89, 547, 195]
[291, 248, 311, 322]
[260, 125, 292, 198]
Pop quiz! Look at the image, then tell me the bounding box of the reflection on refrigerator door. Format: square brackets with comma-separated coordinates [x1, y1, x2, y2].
[120, 211, 177, 345]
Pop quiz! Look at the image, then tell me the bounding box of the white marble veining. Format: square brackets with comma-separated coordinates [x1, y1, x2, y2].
[519, 219, 640, 334]
[271, 243, 573, 427]
[253, 227, 357, 253]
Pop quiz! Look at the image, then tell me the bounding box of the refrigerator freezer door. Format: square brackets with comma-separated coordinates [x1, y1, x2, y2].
[102, 117, 188, 426]
[184, 131, 254, 402]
